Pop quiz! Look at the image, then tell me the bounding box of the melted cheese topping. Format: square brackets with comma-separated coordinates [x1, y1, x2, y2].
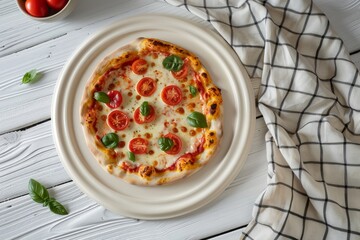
[95, 53, 207, 170]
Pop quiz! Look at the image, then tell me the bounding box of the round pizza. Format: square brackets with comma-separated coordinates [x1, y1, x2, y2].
[80, 38, 223, 186]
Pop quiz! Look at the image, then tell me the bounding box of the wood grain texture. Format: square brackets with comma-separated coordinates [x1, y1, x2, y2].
[0, 118, 268, 239]
[1, 181, 259, 240]
[1, 181, 225, 240]
[0, 0, 206, 57]
[0, 167, 264, 240]
[0, 121, 68, 202]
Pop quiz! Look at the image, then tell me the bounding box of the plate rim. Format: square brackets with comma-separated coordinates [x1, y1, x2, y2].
[51, 14, 256, 220]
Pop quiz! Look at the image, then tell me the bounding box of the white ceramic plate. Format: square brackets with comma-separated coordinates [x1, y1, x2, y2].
[52, 15, 255, 220]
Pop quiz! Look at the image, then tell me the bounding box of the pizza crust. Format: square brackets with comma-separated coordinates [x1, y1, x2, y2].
[80, 38, 223, 186]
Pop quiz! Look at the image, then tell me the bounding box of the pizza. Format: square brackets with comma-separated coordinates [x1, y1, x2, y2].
[80, 38, 223, 186]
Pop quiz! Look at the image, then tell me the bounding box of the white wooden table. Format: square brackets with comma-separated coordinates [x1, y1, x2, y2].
[1, 0, 359, 239]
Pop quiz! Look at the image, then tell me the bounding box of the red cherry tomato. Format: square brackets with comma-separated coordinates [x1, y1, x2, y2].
[107, 110, 130, 131]
[133, 105, 156, 124]
[164, 133, 182, 155]
[131, 59, 148, 75]
[46, 0, 68, 11]
[129, 138, 148, 154]
[106, 90, 122, 109]
[161, 85, 183, 106]
[25, 0, 49, 17]
[136, 77, 157, 97]
[171, 59, 189, 81]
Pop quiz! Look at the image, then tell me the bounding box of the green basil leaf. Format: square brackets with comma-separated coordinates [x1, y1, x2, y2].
[28, 179, 50, 204]
[101, 133, 119, 149]
[140, 101, 150, 117]
[128, 151, 135, 162]
[28, 179, 69, 216]
[158, 137, 174, 151]
[162, 55, 184, 72]
[187, 111, 208, 128]
[43, 197, 55, 207]
[22, 69, 40, 84]
[48, 200, 68, 215]
[189, 85, 197, 97]
[94, 92, 110, 103]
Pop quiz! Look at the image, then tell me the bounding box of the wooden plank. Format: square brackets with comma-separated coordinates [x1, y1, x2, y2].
[0, 180, 257, 240]
[0, 0, 212, 57]
[0, 121, 68, 201]
[0, 118, 268, 239]
[0, 0, 157, 57]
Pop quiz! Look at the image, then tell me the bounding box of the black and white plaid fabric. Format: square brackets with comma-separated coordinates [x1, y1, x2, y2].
[165, 0, 360, 239]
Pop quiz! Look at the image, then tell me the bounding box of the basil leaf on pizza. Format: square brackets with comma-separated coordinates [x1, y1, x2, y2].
[158, 137, 174, 151]
[187, 111, 208, 128]
[101, 133, 119, 149]
[140, 101, 150, 116]
[189, 85, 197, 96]
[80, 38, 223, 185]
[94, 91, 110, 103]
[128, 151, 136, 162]
[162, 55, 184, 72]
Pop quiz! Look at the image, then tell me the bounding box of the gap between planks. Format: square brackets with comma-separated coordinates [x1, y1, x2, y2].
[204, 225, 247, 240]
[0, 180, 73, 205]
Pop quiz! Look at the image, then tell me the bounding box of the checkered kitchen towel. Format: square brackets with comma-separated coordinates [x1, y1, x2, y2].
[165, 0, 360, 239]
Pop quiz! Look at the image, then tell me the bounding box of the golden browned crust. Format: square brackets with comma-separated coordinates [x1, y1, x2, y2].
[80, 38, 223, 186]
[139, 38, 203, 72]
